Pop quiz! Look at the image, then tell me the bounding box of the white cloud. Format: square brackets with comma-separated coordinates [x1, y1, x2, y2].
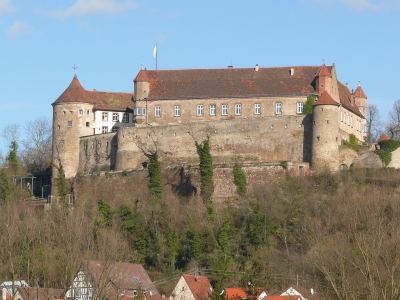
[0, 0, 15, 16]
[7, 20, 33, 38]
[46, 0, 136, 18]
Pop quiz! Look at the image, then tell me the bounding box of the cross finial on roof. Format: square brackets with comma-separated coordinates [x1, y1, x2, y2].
[141, 63, 144, 70]
[322, 58, 325, 64]
[358, 80, 361, 86]
[72, 63, 78, 78]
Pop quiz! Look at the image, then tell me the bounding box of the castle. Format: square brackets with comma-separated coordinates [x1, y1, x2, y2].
[51, 63, 370, 197]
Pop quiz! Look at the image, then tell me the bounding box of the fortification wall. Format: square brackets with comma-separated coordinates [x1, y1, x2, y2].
[78, 132, 118, 174]
[114, 115, 312, 172]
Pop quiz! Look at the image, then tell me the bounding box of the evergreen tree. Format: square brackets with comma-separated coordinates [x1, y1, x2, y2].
[0, 169, 11, 202]
[144, 151, 163, 200]
[56, 165, 68, 203]
[7, 141, 18, 172]
[98, 199, 114, 227]
[303, 95, 317, 115]
[166, 228, 178, 269]
[195, 139, 214, 201]
[233, 163, 247, 196]
[217, 219, 231, 255]
[248, 202, 264, 248]
[119, 204, 139, 234]
[186, 218, 203, 262]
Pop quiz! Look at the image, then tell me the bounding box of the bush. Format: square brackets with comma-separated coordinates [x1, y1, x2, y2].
[303, 95, 316, 115]
[375, 139, 400, 167]
[342, 134, 361, 153]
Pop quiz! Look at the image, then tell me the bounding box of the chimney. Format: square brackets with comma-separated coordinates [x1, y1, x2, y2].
[255, 64, 259, 71]
[290, 68, 294, 76]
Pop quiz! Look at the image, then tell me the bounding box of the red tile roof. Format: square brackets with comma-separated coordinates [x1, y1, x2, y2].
[354, 85, 367, 98]
[182, 274, 213, 300]
[337, 81, 364, 118]
[312, 91, 339, 106]
[224, 287, 248, 299]
[377, 133, 389, 143]
[81, 261, 161, 300]
[316, 64, 331, 77]
[17, 287, 64, 300]
[53, 76, 133, 111]
[135, 66, 325, 100]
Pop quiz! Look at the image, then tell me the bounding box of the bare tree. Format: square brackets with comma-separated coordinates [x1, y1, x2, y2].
[20, 116, 52, 172]
[387, 100, 400, 140]
[1, 123, 20, 146]
[366, 104, 382, 143]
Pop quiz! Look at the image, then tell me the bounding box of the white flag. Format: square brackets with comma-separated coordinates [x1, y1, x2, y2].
[153, 45, 157, 58]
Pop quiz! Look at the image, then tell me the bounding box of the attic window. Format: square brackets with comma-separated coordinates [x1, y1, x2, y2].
[134, 277, 140, 282]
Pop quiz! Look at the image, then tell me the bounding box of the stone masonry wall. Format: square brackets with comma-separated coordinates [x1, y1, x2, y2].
[78, 132, 118, 174]
[114, 115, 312, 172]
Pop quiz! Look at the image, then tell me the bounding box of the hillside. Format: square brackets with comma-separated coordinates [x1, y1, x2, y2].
[1, 167, 400, 299]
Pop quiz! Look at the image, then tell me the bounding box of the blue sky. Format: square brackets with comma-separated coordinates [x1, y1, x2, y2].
[1, 0, 399, 153]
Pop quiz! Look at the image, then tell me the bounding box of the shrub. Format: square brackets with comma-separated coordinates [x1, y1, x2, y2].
[342, 134, 361, 153]
[375, 139, 400, 167]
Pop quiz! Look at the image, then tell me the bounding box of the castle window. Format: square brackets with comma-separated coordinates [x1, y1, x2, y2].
[102, 126, 108, 133]
[235, 104, 242, 116]
[275, 103, 282, 114]
[197, 105, 204, 116]
[297, 103, 304, 114]
[136, 108, 142, 115]
[86, 122, 90, 127]
[210, 105, 216, 116]
[87, 109, 91, 119]
[112, 127, 119, 132]
[123, 113, 129, 123]
[254, 104, 261, 115]
[317, 136, 320, 141]
[113, 113, 119, 122]
[78, 109, 83, 115]
[222, 104, 228, 116]
[63, 111, 66, 115]
[348, 115, 350, 126]
[340, 111, 343, 122]
[68, 121, 72, 127]
[102, 112, 108, 121]
[350, 116, 353, 127]
[174, 106, 181, 117]
[155, 106, 161, 117]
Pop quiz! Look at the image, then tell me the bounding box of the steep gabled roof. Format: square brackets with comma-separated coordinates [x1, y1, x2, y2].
[81, 261, 160, 300]
[316, 64, 331, 77]
[182, 274, 213, 300]
[53, 76, 133, 110]
[337, 82, 364, 118]
[377, 133, 389, 143]
[312, 91, 340, 106]
[354, 85, 367, 98]
[135, 66, 327, 100]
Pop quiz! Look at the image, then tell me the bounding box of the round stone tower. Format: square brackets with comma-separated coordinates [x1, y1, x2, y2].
[311, 91, 340, 172]
[51, 75, 94, 196]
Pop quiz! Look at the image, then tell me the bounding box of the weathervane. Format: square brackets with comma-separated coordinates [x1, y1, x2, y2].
[358, 80, 361, 86]
[322, 58, 325, 64]
[72, 63, 78, 77]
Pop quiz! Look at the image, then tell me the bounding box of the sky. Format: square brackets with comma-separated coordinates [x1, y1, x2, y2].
[1, 0, 400, 154]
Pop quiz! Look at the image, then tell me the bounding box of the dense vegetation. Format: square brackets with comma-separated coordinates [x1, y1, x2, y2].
[1, 167, 400, 299]
[375, 139, 400, 166]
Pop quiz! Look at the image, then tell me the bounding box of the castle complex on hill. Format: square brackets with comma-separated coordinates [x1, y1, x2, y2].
[51, 63, 370, 197]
